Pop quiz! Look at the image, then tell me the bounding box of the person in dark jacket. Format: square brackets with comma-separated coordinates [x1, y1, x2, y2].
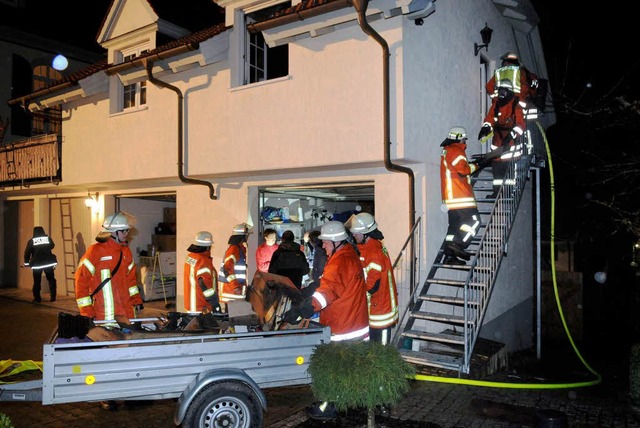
[24, 226, 57, 303]
[268, 230, 310, 289]
[302, 229, 326, 296]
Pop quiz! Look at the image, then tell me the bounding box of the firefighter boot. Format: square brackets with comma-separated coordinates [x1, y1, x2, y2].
[306, 402, 337, 421]
[443, 255, 466, 266]
[444, 242, 471, 261]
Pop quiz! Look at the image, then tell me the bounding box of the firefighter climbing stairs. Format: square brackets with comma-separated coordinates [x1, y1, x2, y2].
[59, 198, 76, 296]
[394, 133, 539, 375]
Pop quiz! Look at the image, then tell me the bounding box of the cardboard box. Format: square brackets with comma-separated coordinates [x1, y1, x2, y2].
[152, 234, 176, 252]
[157, 251, 177, 275]
[163, 207, 176, 223]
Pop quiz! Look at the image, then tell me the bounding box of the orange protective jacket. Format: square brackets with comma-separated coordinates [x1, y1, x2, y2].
[75, 239, 142, 321]
[184, 250, 217, 312]
[218, 243, 247, 303]
[357, 238, 399, 329]
[482, 98, 526, 152]
[440, 141, 479, 210]
[311, 243, 369, 341]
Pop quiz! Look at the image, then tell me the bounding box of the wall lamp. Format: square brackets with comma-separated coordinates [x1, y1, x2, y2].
[474, 23, 493, 56]
[84, 192, 99, 210]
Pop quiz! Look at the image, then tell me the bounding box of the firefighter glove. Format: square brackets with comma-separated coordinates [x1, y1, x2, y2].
[134, 304, 144, 315]
[283, 297, 314, 324]
[206, 293, 221, 312]
[473, 156, 492, 172]
[477, 124, 492, 140]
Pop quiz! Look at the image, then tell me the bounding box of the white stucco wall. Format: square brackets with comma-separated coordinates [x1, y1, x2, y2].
[2, 0, 549, 352]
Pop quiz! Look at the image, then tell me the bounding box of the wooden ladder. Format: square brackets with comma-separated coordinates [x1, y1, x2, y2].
[59, 199, 76, 296]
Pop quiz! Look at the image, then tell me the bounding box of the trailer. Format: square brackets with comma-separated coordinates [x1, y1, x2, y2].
[0, 318, 331, 428]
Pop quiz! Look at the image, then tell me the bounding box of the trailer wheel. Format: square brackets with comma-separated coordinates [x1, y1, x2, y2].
[182, 381, 263, 428]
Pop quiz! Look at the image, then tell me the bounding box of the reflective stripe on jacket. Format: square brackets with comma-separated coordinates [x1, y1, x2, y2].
[218, 243, 247, 303]
[184, 251, 217, 312]
[358, 238, 399, 329]
[440, 142, 478, 211]
[311, 243, 369, 341]
[74, 239, 142, 322]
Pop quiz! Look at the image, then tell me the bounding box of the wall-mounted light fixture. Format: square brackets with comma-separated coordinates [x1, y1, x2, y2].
[474, 23, 493, 56]
[84, 192, 99, 210]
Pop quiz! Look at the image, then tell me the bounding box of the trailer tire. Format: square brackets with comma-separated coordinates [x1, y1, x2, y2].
[182, 381, 263, 428]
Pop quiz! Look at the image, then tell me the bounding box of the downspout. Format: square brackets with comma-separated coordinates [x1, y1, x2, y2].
[351, 0, 415, 228]
[143, 59, 217, 200]
[351, 0, 417, 295]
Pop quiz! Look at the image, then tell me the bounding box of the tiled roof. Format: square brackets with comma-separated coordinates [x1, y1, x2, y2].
[272, 0, 344, 18]
[12, 23, 229, 105]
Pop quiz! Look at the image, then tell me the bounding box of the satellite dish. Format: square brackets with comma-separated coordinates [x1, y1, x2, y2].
[52, 54, 69, 71]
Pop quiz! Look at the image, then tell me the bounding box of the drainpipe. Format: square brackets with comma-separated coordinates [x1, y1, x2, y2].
[143, 59, 217, 200]
[351, 0, 417, 296]
[351, 0, 415, 228]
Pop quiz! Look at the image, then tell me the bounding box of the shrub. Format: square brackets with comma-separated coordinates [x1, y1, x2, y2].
[308, 341, 415, 413]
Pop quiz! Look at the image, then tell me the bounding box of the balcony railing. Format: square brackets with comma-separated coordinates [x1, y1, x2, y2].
[0, 133, 61, 188]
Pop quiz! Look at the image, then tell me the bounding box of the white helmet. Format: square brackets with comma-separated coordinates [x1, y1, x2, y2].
[447, 126, 467, 141]
[102, 212, 131, 232]
[347, 212, 378, 234]
[319, 221, 348, 242]
[193, 231, 213, 246]
[232, 223, 249, 235]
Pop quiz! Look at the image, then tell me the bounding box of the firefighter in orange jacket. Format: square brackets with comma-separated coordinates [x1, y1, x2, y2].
[478, 79, 526, 196]
[75, 212, 144, 324]
[346, 212, 398, 345]
[218, 223, 250, 309]
[283, 220, 369, 421]
[283, 221, 369, 342]
[440, 127, 490, 265]
[184, 231, 220, 313]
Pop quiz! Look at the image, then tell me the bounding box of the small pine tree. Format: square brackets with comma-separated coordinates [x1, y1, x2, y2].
[0, 413, 14, 428]
[308, 341, 415, 427]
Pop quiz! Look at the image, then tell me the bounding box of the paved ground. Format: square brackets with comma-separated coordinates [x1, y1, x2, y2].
[1, 288, 640, 427]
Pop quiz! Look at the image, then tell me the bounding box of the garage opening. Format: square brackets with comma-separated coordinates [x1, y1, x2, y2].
[258, 182, 374, 244]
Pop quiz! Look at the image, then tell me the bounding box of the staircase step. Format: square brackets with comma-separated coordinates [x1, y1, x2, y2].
[419, 294, 479, 306]
[398, 348, 462, 371]
[401, 329, 465, 345]
[425, 278, 486, 288]
[410, 310, 473, 325]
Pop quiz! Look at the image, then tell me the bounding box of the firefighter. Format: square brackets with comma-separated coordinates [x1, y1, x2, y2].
[23, 226, 57, 303]
[478, 79, 526, 197]
[75, 212, 144, 323]
[346, 212, 399, 345]
[218, 223, 250, 309]
[441, 127, 491, 265]
[184, 231, 220, 313]
[74, 212, 145, 413]
[283, 220, 369, 420]
[486, 51, 539, 112]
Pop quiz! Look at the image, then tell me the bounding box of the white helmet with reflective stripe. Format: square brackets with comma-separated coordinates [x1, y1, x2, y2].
[102, 212, 131, 232]
[319, 221, 348, 242]
[232, 223, 249, 235]
[447, 127, 467, 141]
[193, 231, 213, 246]
[347, 212, 378, 234]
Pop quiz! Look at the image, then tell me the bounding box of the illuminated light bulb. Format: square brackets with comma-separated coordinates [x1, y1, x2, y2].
[52, 54, 68, 71]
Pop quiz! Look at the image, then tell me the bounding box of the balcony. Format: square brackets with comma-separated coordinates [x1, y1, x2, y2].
[0, 133, 61, 188]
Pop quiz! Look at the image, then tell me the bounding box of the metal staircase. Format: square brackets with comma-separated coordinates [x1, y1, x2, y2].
[394, 135, 537, 375]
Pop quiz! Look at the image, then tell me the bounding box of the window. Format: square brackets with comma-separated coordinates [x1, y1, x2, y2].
[32, 65, 62, 135]
[245, 4, 289, 85]
[120, 47, 149, 111]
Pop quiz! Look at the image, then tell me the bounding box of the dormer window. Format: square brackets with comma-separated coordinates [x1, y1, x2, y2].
[118, 45, 149, 111]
